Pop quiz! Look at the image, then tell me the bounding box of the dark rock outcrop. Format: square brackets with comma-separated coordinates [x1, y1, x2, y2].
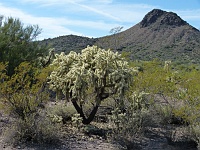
[140, 9, 188, 28]
[140, 9, 165, 27]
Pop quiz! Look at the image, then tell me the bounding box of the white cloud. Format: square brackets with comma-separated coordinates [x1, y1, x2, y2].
[0, 3, 82, 39]
[0, 2, 122, 39]
[22, 0, 121, 21]
[97, 3, 155, 23]
[71, 2, 122, 21]
[1, 0, 200, 39]
[19, 0, 151, 22]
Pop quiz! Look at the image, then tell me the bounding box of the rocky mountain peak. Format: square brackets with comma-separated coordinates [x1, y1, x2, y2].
[140, 9, 187, 28]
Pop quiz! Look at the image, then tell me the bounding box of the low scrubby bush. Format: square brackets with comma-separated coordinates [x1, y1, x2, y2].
[0, 61, 57, 145]
[4, 111, 61, 145]
[189, 124, 200, 149]
[47, 102, 76, 124]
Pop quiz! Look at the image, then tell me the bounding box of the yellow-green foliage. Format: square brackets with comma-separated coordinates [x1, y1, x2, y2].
[0, 61, 51, 119]
[130, 60, 200, 143]
[5, 92, 42, 120]
[173, 69, 200, 124]
[131, 60, 200, 120]
[0, 62, 8, 92]
[0, 62, 8, 79]
[0, 61, 60, 144]
[4, 62, 35, 94]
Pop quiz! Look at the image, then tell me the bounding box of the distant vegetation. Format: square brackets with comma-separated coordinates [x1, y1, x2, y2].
[40, 35, 96, 54]
[0, 13, 200, 149]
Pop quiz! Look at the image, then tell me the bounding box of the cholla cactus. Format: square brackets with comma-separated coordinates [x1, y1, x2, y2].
[48, 114, 63, 123]
[72, 113, 83, 130]
[48, 46, 133, 124]
[109, 108, 126, 132]
[38, 48, 55, 68]
[164, 60, 171, 72]
[131, 91, 149, 110]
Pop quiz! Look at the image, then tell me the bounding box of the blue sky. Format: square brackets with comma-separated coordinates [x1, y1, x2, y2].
[0, 0, 200, 40]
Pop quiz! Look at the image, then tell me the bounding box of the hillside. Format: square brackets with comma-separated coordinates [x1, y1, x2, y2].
[40, 35, 96, 53]
[96, 9, 200, 64]
[40, 9, 200, 64]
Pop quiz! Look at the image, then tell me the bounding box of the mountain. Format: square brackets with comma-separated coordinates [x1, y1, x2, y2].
[96, 9, 200, 64]
[40, 35, 96, 53]
[40, 9, 200, 64]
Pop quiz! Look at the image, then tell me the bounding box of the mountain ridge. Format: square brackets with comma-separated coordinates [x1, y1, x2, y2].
[40, 9, 200, 64]
[140, 9, 188, 27]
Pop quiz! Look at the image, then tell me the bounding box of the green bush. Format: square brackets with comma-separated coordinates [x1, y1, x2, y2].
[0, 62, 51, 120]
[131, 60, 200, 147]
[0, 61, 57, 145]
[0, 17, 48, 76]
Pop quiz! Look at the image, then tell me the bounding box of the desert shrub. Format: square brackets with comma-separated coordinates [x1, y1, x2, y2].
[3, 111, 61, 145]
[117, 60, 200, 149]
[171, 69, 200, 147]
[189, 124, 200, 149]
[3, 91, 47, 120]
[0, 62, 8, 109]
[47, 102, 76, 123]
[0, 62, 8, 80]
[0, 62, 51, 119]
[132, 60, 200, 147]
[173, 101, 200, 147]
[130, 61, 187, 124]
[0, 61, 58, 145]
[155, 104, 174, 124]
